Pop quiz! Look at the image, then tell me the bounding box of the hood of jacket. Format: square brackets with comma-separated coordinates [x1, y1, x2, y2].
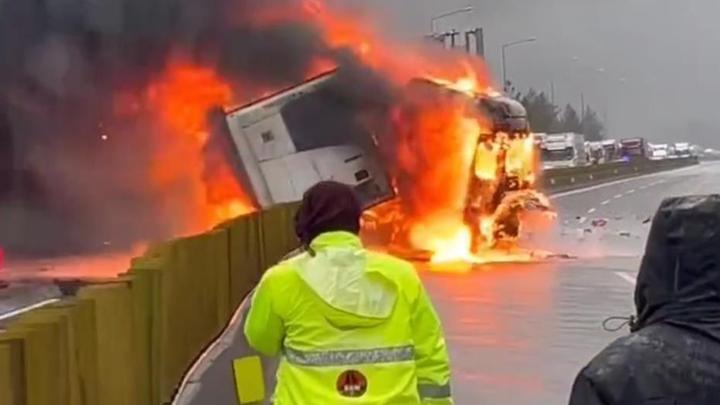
[633, 194, 720, 342]
[292, 231, 398, 329]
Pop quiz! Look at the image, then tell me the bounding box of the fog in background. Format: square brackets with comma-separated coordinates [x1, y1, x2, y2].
[368, 0, 720, 147]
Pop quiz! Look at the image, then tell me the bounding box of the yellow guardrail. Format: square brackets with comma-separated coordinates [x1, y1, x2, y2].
[0, 203, 299, 405]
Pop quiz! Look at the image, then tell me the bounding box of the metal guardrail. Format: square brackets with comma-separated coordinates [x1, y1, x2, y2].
[541, 157, 699, 193]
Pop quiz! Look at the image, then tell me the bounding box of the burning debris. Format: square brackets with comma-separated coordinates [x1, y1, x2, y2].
[0, 0, 555, 265]
[363, 77, 555, 264]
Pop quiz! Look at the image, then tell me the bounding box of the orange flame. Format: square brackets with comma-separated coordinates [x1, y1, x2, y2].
[120, 0, 552, 262]
[146, 62, 255, 233]
[368, 68, 552, 263]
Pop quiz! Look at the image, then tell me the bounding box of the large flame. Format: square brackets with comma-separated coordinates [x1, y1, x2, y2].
[124, 0, 552, 259]
[145, 62, 255, 232]
[292, 1, 553, 264]
[366, 68, 552, 264]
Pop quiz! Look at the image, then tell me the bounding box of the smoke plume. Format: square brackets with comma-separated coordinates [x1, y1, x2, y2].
[0, 0, 390, 255]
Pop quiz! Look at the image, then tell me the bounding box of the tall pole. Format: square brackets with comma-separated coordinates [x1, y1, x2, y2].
[449, 30, 460, 48]
[581, 92, 585, 116]
[500, 37, 537, 93]
[476, 28, 485, 57]
[431, 6, 473, 34]
[502, 46, 508, 92]
[464, 28, 485, 57]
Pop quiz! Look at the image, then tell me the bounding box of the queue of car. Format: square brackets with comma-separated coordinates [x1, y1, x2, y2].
[536, 133, 698, 170]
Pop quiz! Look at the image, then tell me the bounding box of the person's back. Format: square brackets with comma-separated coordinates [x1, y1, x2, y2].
[569, 195, 720, 405]
[572, 323, 720, 404]
[244, 181, 453, 405]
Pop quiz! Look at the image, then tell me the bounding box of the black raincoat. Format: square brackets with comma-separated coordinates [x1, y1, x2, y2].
[569, 195, 720, 405]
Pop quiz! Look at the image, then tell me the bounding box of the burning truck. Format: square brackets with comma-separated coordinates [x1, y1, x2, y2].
[377, 78, 552, 258]
[215, 68, 551, 261]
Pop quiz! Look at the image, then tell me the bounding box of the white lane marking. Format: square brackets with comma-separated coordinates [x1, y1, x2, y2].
[626, 189, 636, 194]
[551, 164, 698, 199]
[615, 272, 637, 286]
[613, 194, 623, 199]
[587, 208, 597, 214]
[601, 200, 611, 205]
[639, 185, 648, 190]
[0, 299, 61, 321]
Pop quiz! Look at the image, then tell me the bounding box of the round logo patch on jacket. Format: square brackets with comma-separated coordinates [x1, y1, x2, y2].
[336, 370, 368, 397]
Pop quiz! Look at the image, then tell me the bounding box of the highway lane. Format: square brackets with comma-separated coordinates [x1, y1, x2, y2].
[426, 161, 720, 404]
[177, 162, 720, 404]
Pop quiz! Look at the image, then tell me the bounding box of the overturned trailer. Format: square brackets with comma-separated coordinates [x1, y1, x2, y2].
[216, 71, 394, 210]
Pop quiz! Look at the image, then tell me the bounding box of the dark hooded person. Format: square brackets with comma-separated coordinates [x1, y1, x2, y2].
[244, 181, 453, 404]
[568, 195, 720, 405]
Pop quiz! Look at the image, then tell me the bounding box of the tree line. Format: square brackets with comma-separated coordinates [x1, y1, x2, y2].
[509, 87, 606, 141]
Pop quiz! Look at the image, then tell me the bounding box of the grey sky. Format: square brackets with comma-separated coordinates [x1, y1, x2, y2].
[368, 0, 720, 146]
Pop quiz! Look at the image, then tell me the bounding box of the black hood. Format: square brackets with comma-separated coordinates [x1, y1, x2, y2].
[294, 181, 362, 247]
[633, 195, 720, 342]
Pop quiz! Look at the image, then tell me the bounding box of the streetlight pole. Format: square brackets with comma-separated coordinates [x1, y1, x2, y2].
[501, 37, 537, 92]
[430, 6, 474, 34]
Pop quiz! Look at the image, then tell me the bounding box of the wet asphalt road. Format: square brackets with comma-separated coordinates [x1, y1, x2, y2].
[423, 161, 720, 404]
[0, 161, 695, 404]
[180, 162, 720, 405]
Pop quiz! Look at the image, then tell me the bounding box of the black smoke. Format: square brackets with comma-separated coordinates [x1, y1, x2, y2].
[0, 0, 393, 256]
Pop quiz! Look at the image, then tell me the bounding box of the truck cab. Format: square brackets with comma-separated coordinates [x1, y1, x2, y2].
[648, 143, 669, 160]
[620, 138, 647, 161]
[601, 139, 621, 162]
[541, 133, 587, 169]
[673, 142, 691, 158]
[587, 141, 606, 164]
[476, 95, 530, 136]
[221, 71, 393, 210]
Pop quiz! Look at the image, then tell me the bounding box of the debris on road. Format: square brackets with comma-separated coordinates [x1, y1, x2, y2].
[576, 228, 587, 240]
[618, 231, 632, 237]
[591, 218, 608, 228]
[545, 253, 578, 260]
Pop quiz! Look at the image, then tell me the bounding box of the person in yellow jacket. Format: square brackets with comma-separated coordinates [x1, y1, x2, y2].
[244, 181, 453, 404]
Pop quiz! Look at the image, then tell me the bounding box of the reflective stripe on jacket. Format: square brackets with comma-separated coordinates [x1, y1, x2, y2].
[244, 231, 453, 405]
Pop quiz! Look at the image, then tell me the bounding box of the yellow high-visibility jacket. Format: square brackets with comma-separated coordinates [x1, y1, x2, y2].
[244, 231, 453, 405]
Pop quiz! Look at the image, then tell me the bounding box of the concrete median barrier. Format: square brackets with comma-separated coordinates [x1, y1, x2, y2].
[0, 340, 23, 405]
[218, 213, 264, 309]
[78, 283, 146, 405]
[0, 203, 299, 405]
